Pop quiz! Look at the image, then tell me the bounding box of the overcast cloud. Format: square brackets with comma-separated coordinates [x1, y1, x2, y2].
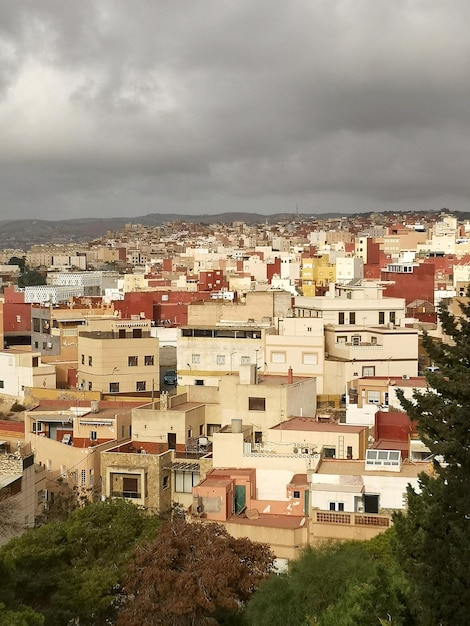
[1, 1, 470, 220]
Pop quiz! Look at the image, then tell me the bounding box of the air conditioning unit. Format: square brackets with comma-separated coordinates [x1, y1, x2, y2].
[356, 502, 365, 513]
[402, 374, 410, 380]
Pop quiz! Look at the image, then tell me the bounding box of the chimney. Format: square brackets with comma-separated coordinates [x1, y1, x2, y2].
[287, 366, 293, 384]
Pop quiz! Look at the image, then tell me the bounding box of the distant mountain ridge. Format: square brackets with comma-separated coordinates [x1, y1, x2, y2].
[0, 208, 464, 249]
[0, 211, 344, 249]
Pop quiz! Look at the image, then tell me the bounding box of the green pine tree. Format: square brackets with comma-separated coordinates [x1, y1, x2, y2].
[393, 295, 470, 626]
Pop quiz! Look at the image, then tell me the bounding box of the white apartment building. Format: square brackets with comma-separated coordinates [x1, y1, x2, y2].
[24, 285, 83, 305]
[0, 349, 56, 399]
[177, 321, 272, 387]
[295, 282, 406, 327]
[335, 257, 364, 285]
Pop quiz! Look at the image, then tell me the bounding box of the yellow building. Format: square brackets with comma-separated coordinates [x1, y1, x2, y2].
[301, 256, 336, 296]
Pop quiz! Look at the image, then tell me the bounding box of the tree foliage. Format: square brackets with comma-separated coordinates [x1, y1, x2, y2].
[117, 518, 275, 626]
[0, 499, 159, 626]
[244, 537, 409, 626]
[17, 270, 46, 287]
[393, 296, 470, 626]
[7, 256, 26, 273]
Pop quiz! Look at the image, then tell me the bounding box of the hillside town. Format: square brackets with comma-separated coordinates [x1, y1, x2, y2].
[0, 209, 466, 567]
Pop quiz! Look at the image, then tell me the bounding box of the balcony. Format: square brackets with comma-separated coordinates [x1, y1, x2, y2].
[111, 490, 141, 499]
[315, 510, 390, 527]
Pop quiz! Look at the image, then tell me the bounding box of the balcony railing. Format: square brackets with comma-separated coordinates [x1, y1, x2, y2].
[111, 490, 141, 499]
[315, 510, 390, 528]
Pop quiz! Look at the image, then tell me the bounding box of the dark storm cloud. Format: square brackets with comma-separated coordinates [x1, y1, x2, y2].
[0, 0, 470, 220]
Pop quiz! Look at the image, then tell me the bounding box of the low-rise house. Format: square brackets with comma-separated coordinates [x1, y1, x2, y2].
[0, 348, 56, 400]
[0, 446, 47, 542]
[308, 456, 430, 543]
[24, 400, 135, 502]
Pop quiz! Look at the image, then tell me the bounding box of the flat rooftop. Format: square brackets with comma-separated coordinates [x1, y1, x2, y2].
[271, 417, 367, 433]
[316, 458, 429, 478]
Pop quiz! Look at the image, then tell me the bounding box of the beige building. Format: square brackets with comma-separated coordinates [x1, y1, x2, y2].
[323, 325, 419, 395]
[24, 401, 133, 502]
[265, 317, 325, 392]
[0, 448, 47, 543]
[77, 316, 159, 394]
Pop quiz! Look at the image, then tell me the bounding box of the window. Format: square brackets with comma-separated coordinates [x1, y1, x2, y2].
[362, 366, 375, 376]
[240, 356, 250, 364]
[195, 379, 204, 386]
[0, 381, 4, 389]
[132, 328, 142, 338]
[329, 501, 344, 511]
[216, 354, 226, 365]
[192, 354, 200, 364]
[366, 449, 401, 469]
[88, 356, 92, 366]
[174, 470, 200, 493]
[81, 469, 86, 486]
[162, 475, 169, 490]
[338, 312, 345, 324]
[323, 446, 336, 458]
[271, 351, 286, 363]
[32, 357, 39, 367]
[88, 382, 92, 391]
[367, 390, 380, 404]
[81, 354, 85, 364]
[371, 336, 377, 344]
[145, 355, 154, 366]
[349, 312, 356, 324]
[293, 490, 301, 499]
[352, 335, 361, 345]
[128, 356, 138, 366]
[249, 397, 266, 411]
[89, 469, 94, 487]
[302, 353, 318, 365]
[136, 381, 146, 391]
[390, 311, 396, 324]
[119, 329, 126, 338]
[207, 424, 221, 436]
[109, 382, 119, 393]
[337, 336, 347, 344]
[347, 446, 353, 459]
[379, 311, 385, 324]
[122, 476, 139, 497]
[33, 318, 40, 332]
[254, 431, 262, 444]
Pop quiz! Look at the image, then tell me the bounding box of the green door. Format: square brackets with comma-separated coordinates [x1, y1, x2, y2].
[234, 485, 246, 514]
[304, 489, 309, 515]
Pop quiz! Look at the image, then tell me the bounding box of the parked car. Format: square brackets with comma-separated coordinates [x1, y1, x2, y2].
[163, 370, 178, 385]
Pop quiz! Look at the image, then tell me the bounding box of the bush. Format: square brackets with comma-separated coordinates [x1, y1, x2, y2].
[10, 402, 26, 413]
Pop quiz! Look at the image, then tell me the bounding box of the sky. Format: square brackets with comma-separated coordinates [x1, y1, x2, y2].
[1, 1, 470, 221]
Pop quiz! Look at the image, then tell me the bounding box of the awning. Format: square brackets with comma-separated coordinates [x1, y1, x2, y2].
[163, 462, 200, 472]
[410, 440, 431, 453]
